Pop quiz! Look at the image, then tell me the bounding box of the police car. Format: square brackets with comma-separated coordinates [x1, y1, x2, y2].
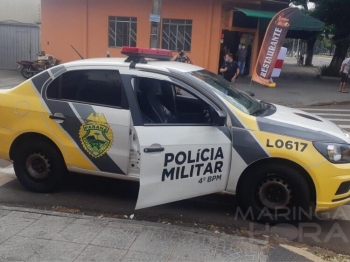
[1, 47, 350, 222]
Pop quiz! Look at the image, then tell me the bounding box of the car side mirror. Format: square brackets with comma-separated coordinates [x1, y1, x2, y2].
[212, 110, 227, 126]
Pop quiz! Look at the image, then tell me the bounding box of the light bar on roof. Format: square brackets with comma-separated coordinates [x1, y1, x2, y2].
[121, 46, 173, 60]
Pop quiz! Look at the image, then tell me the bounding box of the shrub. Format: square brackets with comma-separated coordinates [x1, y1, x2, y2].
[319, 64, 339, 77]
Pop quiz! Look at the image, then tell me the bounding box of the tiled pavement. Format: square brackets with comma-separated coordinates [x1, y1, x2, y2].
[0, 206, 314, 262]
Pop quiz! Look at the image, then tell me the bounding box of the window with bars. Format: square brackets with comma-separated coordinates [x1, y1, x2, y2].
[162, 19, 192, 52]
[109, 17, 137, 47]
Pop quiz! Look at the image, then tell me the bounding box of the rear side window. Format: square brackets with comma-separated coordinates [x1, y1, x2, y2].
[47, 70, 128, 109]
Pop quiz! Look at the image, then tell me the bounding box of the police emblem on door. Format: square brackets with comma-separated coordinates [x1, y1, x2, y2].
[79, 113, 113, 158]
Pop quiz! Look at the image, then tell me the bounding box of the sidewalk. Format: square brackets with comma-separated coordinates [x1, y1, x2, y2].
[236, 57, 348, 107]
[0, 70, 23, 89]
[0, 205, 324, 262]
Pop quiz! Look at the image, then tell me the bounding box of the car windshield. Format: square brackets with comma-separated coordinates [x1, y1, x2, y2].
[190, 70, 262, 115]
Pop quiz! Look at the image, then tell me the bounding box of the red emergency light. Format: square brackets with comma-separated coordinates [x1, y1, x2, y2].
[121, 47, 173, 62]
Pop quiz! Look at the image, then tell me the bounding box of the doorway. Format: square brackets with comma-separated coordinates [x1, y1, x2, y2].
[219, 30, 254, 76]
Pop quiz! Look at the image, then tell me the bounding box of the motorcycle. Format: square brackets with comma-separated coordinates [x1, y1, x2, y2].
[17, 54, 61, 79]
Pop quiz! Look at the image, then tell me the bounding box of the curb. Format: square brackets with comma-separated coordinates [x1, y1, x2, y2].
[309, 100, 350, 107]
[274, 101, 350, 108]
[318, 75, 342, 81]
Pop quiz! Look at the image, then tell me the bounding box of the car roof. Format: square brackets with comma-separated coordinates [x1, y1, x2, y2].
[63, 58, 205, 73]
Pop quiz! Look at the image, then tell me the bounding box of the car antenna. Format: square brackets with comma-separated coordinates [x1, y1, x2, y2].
[70, 45, 84, 59]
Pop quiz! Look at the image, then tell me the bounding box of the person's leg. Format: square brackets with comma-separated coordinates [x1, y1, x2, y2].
[241, 62, 246, 75]
[339, 81, 344, 92]
[341, 82, 347, 92]
[343, 77, 348, 92]
[340, 73, 348, 92]
[237, 61, 242, 75]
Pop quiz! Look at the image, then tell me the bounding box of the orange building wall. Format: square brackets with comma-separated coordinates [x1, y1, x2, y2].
[41, 0, 87, 61]
[41, 0, 223, 73]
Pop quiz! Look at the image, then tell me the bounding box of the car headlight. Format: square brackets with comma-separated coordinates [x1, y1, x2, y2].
[313, 142, 350, 163]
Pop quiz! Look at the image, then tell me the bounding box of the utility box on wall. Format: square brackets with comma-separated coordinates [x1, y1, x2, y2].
[0, 22, 41, 70]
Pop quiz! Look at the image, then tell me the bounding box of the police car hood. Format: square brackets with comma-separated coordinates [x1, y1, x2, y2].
[258, 104, 350, 144]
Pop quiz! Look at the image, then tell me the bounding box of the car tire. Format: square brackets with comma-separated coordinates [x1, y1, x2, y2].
[237, 163, 312, 223]
[13, 139, 67, 193]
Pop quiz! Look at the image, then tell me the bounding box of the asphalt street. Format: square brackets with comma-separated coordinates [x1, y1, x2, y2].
[299, 106, 350, 132]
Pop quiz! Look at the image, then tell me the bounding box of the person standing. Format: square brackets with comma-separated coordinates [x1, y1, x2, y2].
[172, 49, 192, 64]
[339, 57, 350, 93]
[220, 53, 240, 83]
[218, 46, 225, 74]
[236, 45, 247, 75]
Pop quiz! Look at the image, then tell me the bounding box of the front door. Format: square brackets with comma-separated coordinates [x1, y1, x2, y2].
[133, 77, 232, 209]
[42, 69, 131, 175]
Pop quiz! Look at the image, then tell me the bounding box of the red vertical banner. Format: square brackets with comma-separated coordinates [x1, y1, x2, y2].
[252, 8, 298, 86]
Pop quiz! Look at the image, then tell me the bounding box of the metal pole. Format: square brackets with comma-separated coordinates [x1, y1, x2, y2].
[291, 39, 295, 57]
[150, 0, 162, 48]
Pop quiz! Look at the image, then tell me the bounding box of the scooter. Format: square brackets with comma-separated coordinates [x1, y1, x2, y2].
[17, 54, 61, 79]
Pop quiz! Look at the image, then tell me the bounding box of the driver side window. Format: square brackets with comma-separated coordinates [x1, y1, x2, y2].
[134, 77, 212, 125]
[174, 86, 195, 98]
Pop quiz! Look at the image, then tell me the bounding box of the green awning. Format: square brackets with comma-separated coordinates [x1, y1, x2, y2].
[234, 7, 325, 38]
[234, 8, 276, 19]
[288, 11, 325, 32]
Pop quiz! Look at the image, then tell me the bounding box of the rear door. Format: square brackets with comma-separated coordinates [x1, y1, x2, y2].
[42, 68, 131, 175]
[131, 75, 232, 209]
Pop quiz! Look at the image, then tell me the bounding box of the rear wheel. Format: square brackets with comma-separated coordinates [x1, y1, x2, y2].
[237, 163, 312, 223]
[13, 140, 67, 193]
[20, 67, 33, 79]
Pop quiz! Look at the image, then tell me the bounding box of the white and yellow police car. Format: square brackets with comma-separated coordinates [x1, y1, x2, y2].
[1, 47, 350, 222]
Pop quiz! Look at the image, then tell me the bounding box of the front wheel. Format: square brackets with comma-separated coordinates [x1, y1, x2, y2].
[20, 67, 34, 79]
[13, 140, 67, 193]
[237, 163, 312, 223]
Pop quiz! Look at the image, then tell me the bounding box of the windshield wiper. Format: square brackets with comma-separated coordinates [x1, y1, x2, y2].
[250, 101, 270, 116]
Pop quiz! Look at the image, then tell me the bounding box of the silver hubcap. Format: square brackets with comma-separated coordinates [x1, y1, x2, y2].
[258, 177, 292, 210]
[25, 152, 51, 180]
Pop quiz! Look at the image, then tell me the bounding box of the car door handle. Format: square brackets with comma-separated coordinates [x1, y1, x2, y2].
[49, 114, 66, 121]
[144, 147, 164, 153]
